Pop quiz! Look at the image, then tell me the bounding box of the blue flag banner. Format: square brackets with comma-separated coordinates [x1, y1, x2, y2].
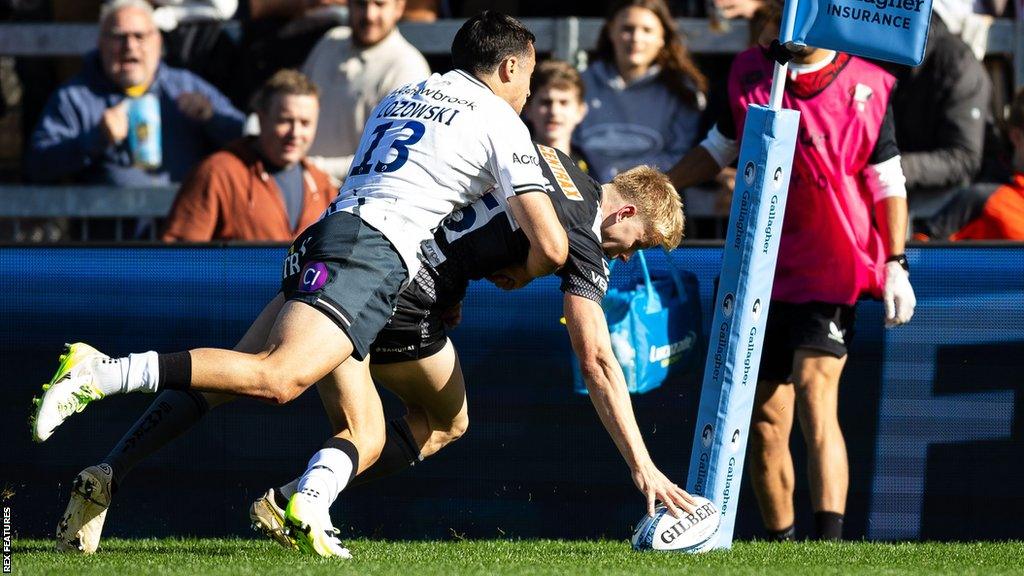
[685, 105, 800, 549]
[779, 0, 933, 65]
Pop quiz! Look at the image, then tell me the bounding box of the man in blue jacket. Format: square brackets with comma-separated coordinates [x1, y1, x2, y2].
[25, 0, 245, 188]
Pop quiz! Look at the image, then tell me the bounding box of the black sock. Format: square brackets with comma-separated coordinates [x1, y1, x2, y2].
[348, 418, 421, 487]
[814, 511, 844, 540]
[271, 487, 291, 510]
[322, 437, 360, 484]
[157, 351, 192, 391]
[768, 524, 796, 541]
[103, 390, 210, 489]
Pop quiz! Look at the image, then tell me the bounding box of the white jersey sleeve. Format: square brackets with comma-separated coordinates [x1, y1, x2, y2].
[485, 108, 549, 200]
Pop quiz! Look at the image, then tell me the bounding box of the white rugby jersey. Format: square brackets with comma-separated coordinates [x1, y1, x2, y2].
[323, 69, 549, 280]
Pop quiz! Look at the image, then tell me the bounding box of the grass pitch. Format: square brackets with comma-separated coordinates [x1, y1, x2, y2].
[11, 538, 1024, 575]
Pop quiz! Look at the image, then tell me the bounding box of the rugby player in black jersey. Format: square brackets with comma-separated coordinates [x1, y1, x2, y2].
[248, 143, 694, 547]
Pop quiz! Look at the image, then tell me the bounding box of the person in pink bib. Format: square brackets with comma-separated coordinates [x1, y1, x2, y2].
[668, 2, 916, 540]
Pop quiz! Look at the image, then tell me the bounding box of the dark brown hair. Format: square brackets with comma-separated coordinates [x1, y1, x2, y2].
[529, 59, 586, 103]
[451, 11, 536, 75]
[594, 0, 707, 107]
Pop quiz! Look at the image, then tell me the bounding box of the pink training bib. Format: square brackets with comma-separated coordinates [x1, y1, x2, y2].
[728, 48, 896, 305]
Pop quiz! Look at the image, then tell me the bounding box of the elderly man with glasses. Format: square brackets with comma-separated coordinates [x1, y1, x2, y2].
[26, 0, 245, 193]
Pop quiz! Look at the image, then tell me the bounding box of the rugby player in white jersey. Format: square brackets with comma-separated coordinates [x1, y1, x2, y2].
[35, 12, 569, 557]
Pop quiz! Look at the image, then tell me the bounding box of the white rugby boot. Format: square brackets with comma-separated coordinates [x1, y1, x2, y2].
[31, 343, 109, 442]
[283, 490, 351, 558]
[56, 464, 114, 553]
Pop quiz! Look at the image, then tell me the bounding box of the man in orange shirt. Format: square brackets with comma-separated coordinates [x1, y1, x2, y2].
[163, 69, 335, 241]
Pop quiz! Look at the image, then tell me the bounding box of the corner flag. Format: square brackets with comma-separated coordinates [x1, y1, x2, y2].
[779, 0, 934, 65]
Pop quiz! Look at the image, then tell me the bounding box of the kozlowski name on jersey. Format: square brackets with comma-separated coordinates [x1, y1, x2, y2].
[325, 69, 549, 281]
[419, 143, 610, 303]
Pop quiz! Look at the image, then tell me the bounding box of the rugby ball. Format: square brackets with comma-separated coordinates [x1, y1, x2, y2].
[631, 496, 721, 553]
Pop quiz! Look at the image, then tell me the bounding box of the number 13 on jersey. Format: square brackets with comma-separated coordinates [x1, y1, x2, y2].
[349, 120, 426, 177]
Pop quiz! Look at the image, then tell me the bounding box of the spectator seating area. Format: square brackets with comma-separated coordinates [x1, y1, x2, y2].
[0, 15, 1022, 240]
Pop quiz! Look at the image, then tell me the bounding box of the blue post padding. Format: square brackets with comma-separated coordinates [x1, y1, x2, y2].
[685, 105, 800, 549]
[779, 0, 933, 66]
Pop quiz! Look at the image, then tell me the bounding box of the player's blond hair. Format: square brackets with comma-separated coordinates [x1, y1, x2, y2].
[611, 166, 685, 250]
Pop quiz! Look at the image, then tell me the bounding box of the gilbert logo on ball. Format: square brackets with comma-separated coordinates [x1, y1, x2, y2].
[631, 496, 721, 553]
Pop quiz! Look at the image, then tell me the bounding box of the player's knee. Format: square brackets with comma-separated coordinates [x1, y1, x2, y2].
[444, 412, 469, 444]
[800, 418, 842, 449]
[752, 418, 787, 450]
[256, 360, 321, 405]
[261, 375, 309, 405]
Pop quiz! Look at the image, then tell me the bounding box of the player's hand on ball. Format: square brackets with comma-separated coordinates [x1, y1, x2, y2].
[883, 261, 915, 327]
[632, 461, 698, 518]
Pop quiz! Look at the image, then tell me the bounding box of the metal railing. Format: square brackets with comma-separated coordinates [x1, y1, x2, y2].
[0, 186, 177, 241]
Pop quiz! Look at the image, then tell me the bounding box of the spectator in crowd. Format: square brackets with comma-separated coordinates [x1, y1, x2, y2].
[25, 0, 245, 187]
[523, 59, 591, 173]
[301, 0, 430, 182]
[932, 0, 1008, 61]
[892, 12, 991, 226]
[919, 88, 1024, 241]
[706, 0, 764, 20]
[150, 0, 240, 87]
[668, 2, 915, 540]
[574, 0, 707, 183]
[163, 69, 335, 241]
[402, 0, 443, 20]
[214, 1, 347, 109]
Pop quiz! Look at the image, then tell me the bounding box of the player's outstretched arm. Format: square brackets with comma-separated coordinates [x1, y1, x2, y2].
[562, 293, 697, 518]
[507, 192, 569, 277]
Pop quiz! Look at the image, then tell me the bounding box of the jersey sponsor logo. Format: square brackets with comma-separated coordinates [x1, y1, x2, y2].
[589, 269, 609, 293]
[297, 262, 329, 293]
[537, 144, 583, 201]
[513, 152, 540, 166]
[391, 85, 478, 110]
[420, 238, 447, 268]
[374, 344, 417, 354]
[282, 237, 313, 279]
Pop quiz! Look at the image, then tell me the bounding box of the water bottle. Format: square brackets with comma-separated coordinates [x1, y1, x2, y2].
[128, 93, 162, 170]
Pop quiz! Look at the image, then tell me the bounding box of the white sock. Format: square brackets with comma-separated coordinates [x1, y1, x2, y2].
[92, 352, 160, 396]
[295, 448, 355, 509]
